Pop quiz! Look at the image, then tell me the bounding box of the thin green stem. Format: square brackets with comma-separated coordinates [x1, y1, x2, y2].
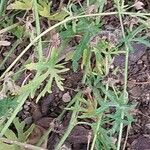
[55, 99, 79, 150]
[33, 0, 43, 61]
[116, 1, 129, 150]
[0, 12, 117, 80]
[76, 122, 92, 126]
[0, 137, 46, 150]
[1, 11, 149, 79]
[0, 39, 21, 69]
[90, 116, 102, 150]
[0, 0, 8, 16]
[87, 0, 89, 7]
[90, 53, 110, 149]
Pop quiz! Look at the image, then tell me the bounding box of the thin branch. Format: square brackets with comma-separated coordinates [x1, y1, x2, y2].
[0, 137, 47, 150]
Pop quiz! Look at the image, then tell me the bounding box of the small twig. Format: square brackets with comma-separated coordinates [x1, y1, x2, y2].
[0, 137, 47, 150]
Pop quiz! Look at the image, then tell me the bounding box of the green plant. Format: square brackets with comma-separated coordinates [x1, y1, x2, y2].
[7, 0, 68, 21]
[0, 117, 34, 150]
[0, 0, 150, 149]
[19, 47, 69, 102]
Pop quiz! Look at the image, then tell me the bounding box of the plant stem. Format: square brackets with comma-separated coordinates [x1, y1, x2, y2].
[0, 12, 117, 80]
[33, 0, 43, 61]
[0, 0, 8, 16]
[90, 116, 102, 150]
[36, 95, 77, 146]
[0, 23, 19, 34]
[0, 137, 46, 150]
[55, 96, 80, 150]
[116, 1, 129, 150]
[1, 10, 149, 79]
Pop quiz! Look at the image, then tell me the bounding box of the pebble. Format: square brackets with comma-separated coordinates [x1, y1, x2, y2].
[137, 60, 143, 64]
[62, 92, 71, 102]
[61, 143, 72, 150]
[24, 116, 32, 125]
[23, 104, 30, 111]
[145, 123, 150, 130]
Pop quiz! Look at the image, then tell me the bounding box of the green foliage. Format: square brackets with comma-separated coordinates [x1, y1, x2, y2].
[92, 123, 116, 150]
[124, 25, 150, 49]
[0, 117, 35, 150]
[7, 0, 68, 21]
[61, 18, 100, 71]
[8, 0, 33, 10]
[1, 0, 150, 149]
[0, 16, 25, 38]
[0, 97, 18, 118]
[19, 47, 69, 102]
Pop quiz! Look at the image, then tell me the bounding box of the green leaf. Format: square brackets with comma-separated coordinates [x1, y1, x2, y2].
[20, 71, 50, 98]
[76, 18, 100, 34]
[38, 0, 51, 17]
[132, 38, 150, 48]
[0, 97, 18, 118]
[0, 118, 34, 150]
[22, 48, 69, 102]
[7, 0, 68, 21]
[7, 0, 33, 10]
[13, 117, 35, 142]
[11, 25, 24, 38]
[47, 11, 68, 21]
[72, 32, 91, 71]
[60, 26, 76, 39]
[0, 142, 19, 150]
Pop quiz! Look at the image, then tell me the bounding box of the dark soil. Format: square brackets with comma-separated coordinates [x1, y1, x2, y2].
[127, 49, 150, 150]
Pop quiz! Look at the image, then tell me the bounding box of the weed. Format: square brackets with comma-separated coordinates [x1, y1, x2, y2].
[0, 0, 150, 150]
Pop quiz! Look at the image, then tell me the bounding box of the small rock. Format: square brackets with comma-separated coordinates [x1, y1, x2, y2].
[24, 116, 32, 125]
[62, 92, 71, 102]
[61, 142, 72, 150]
[36, 117, 53, 129]
[145, 123, 150, 130]
[25, 101, 31, 106]
[137, 60, 143, 64]
[23, 104, 30, 111]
